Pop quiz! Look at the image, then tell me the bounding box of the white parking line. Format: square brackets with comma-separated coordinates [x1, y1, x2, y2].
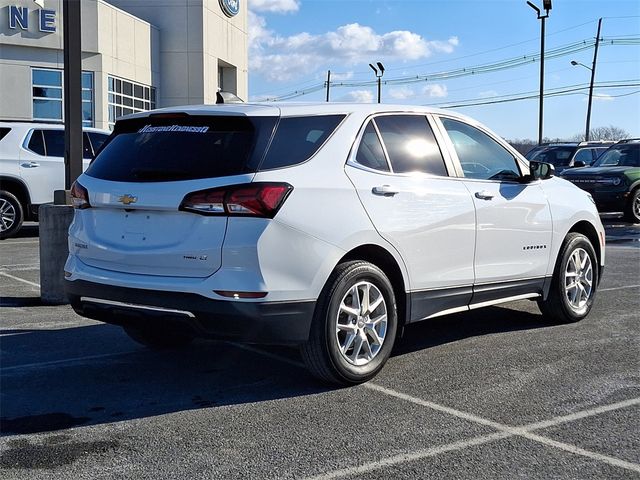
[305, 431, 513, 480]
[1, 350, 139, 373]
[0, 263, 40, 271]
[0, 240, 39, 245]
[225, 344, 640, 477]
[600, 284, 640, 292]
[0, 271, 40, 288]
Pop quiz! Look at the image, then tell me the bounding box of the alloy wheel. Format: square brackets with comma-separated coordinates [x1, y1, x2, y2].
[335, 281, 388, 366]
[0, 198, 16, 233]
[564, 247, 593, 312]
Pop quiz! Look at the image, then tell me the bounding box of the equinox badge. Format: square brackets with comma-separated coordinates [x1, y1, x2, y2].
[118, 194, 138, 205]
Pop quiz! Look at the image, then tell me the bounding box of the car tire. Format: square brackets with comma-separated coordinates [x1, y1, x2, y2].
[624, 188, 640, 224]
[301, 260, 398, 385]
[123, 325, 194, 350]
[0, 190, 24, 240]
[538, 233, 598, 324]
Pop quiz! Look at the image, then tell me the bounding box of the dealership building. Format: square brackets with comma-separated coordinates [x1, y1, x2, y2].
[0, 0, 248, 130]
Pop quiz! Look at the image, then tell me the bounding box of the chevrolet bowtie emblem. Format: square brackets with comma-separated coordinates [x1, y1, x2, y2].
[118, 194, 138, 205]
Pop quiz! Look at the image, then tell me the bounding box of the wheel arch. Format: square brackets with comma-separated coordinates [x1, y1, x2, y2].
[567, 220, 603, 282]
[339, 244, 409, 330]
[0, 176, 32, 219]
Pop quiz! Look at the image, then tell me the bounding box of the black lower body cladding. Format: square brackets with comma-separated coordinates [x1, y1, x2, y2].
[65, 280, 315, 345]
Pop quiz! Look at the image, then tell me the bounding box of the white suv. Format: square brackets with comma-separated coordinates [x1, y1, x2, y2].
[64, 104, 605, 384]
[0, 122, 110, 238]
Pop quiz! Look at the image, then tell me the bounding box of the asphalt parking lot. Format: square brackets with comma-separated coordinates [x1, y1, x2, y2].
[1, 219, 639, 479]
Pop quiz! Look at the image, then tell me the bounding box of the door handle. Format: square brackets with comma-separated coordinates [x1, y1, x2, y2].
[372, 185, 399, 197]
[21, 162, 41, 168]
[474, 190, 495, 200]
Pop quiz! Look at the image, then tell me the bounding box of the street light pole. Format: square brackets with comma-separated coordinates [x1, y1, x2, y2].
[369, 62, 385, 103]
[585, 18, 603, 142]
[527, 1, 551, 145]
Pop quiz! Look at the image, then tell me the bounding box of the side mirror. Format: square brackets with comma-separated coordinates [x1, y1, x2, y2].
[573, 160, 586, 168]
[529, 160, 555, 181]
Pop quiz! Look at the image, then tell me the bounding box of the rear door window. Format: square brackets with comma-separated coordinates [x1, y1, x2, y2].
[27, 130, 46, 155]
[86, 116, 277, 182]
[259, 115, 345, 170]
[42, 130, 65, 158]
[82, 132, 93, 159]
[373, 115, 447, 176]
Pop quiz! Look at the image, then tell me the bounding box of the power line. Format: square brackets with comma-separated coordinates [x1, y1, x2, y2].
[264, 37, 639, 101]
[428, 81, 640, 109]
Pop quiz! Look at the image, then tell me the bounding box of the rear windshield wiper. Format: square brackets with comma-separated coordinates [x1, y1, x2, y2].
[131, 168, 193, 180]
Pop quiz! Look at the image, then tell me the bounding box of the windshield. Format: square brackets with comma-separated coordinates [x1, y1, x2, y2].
[593, 145, 640, 168]
[527, 146, 576, 166]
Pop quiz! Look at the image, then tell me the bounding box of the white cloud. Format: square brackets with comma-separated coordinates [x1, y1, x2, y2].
[330, 71, 354, 81]
[591, 94, 614, 102]
[479, 90, 498, 98]
[388, 86, 415, 100]
[249, 0, 300, 13]
[338, 90, 374, 103]
[249, 15, 460, 82]
[423, 84, 448, 98]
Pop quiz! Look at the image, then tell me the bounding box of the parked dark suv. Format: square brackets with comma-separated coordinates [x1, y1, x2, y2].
[525, 141, 613, 174]
[560, 139, 640, 223]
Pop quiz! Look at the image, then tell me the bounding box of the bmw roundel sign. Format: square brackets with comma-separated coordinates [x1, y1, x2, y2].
[219, 0, 239, 17]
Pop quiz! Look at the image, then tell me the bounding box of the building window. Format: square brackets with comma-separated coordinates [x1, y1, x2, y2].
[82, 72, 94, 128]
[108, 76, 156, 130]
[32, 68, 95, 127]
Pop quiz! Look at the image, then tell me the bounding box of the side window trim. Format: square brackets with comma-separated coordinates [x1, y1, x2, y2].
[433, 114, 527, 183]
[370, 119, 393, 172]
[425, 113, 460, 178]
[347, 116, 393, 174]
[430, 115, 465, 178]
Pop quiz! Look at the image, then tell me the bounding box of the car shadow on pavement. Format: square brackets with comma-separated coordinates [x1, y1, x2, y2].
[0, 223, 39, 240]
[392, 304, 551, 357]
[0, 323, 329, 436]
[0, 303, 551, 436]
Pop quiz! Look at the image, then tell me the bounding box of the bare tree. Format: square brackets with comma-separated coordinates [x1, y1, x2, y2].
[573, 125, 630, 142]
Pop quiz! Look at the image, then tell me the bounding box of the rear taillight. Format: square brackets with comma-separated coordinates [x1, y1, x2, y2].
[70, 181, 91, 209]
[180, 183, 293, 218]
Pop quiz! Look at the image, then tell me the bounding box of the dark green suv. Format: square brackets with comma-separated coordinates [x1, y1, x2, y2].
[560, 140, 640, 223]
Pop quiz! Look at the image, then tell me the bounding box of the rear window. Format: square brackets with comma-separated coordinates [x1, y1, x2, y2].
[259, 115, 345, 170]
[86, 116, 278, 182]
[86, 114, 345, 182]
[0, 127, 10, 142]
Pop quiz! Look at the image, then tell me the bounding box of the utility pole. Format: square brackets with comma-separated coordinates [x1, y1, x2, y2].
[527, 1, 552, 145]
[63, 0, 83, 192]
[585, 18, 603, 142]
[325, 70, 331, 102]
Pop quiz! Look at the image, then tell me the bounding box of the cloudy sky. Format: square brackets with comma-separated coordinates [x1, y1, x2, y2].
[247, 0, 640, 140]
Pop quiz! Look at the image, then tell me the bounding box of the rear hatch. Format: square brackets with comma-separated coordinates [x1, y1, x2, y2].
[73, 111, 279, 277]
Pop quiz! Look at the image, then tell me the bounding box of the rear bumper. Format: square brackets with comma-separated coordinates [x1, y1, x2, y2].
[65, 279, 315, 345]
